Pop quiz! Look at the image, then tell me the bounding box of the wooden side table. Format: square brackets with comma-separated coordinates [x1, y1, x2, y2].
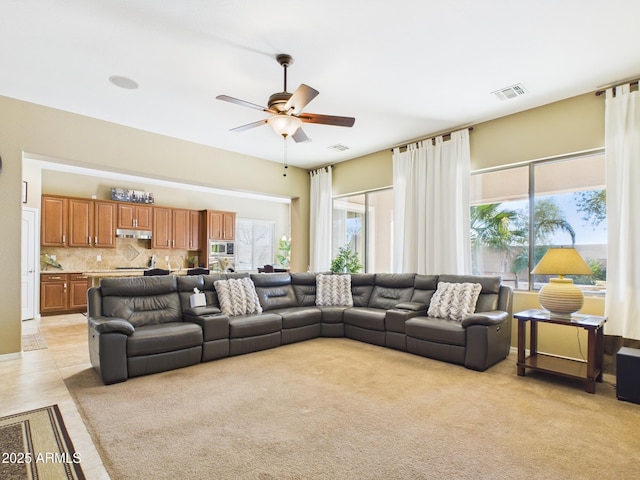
[514, 309, 606, 393]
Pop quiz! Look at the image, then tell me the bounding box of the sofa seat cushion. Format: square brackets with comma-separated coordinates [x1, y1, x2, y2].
[318, 306, 349, 324]
[343, 307, 386, 331]
[270, 307, 322, 329]
[405, 317, 466, 347]
[228, 313, 282, 339]
[127, 322, 203, 357]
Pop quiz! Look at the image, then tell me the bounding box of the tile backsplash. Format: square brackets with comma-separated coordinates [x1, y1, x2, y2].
[41, 238, 196, 272]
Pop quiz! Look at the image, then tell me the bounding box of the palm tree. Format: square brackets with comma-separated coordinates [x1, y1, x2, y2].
[470, 204, 527, 274]
[534, 198, 576, 245]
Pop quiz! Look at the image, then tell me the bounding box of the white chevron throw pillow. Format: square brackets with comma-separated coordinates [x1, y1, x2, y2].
[315, 274, 353, 306]
[427, 282, 482, 322]
[214, 277, 263, 316]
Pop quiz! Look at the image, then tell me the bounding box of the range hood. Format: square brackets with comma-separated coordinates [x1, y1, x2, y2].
[116, 229, 152, 239]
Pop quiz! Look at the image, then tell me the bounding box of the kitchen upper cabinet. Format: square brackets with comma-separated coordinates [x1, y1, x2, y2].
[68, 198, 117, 248]
[188, 210, 200, 250]
[94, 201, 117, 248]
[41, 196, 68, 246]
[208, 210, 236, 240]
[118, 203, 152, 230]
[68, 198, 93, 247]
[152, 207, 172, 249]
[172, 209, 190, 250]
[152, 207, 196, 250]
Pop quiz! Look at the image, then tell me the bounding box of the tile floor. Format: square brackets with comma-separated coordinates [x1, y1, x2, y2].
[0, 314, 110, 479]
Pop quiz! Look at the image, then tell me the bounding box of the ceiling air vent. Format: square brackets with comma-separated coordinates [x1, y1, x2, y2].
[328, 144, 350, 152]
[492, 83, 528, 101]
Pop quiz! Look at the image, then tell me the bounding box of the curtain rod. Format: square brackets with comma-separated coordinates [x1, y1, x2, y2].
[390, 126, 473, 152]
[594, 77, 640, 96]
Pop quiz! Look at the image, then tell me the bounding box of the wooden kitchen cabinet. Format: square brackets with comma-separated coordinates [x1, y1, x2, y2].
[152, 207, 172, 248]
[117, 203, 152, 230]
[43, 196, 116, 248]
[40, 273, 89, 315]
[188, 209, 200, 250]
[41, 195, 68, 247]
[68, 273, 90, 311]
[93, 201, 117, 248]
[152, 207, 196, 250]
[40, 273, 68, 314]
[172, 209, 190, 250]
[208, 210, 236, 240]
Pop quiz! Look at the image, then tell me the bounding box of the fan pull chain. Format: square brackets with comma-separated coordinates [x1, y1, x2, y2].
[283, 135, 289, 177]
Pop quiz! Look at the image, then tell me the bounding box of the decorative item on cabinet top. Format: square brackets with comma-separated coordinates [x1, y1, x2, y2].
[111, 187, 154, 204]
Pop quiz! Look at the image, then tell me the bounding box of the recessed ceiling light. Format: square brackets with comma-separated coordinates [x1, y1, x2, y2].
[109, 75, 139, 90]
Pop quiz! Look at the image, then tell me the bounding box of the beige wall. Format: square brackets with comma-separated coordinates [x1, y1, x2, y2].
[1, 95, 310, 356]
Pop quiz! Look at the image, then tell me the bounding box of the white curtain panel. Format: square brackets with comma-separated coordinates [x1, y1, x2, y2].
[605, 84, 640, 339]
[309, 166, 333, 272]
[392, 129, 471, 274]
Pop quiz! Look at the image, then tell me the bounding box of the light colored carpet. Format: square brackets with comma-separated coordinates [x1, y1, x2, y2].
[65, 338, 640, 480]
[0, 405, 85, 480]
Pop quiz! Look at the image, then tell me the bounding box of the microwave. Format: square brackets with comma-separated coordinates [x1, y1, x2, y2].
[209, 241, 234, 256]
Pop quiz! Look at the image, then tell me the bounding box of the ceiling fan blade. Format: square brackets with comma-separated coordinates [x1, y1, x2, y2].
[292, 127, 311, 143]
[216, 95, 276, 113]
[298, 113, 355, 127]
[229, 119, 268, 132]
[283, 84, 319, 114]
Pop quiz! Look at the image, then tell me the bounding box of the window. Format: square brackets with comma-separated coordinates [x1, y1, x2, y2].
[470, 152, 606, 293]
[332, 188, 394, 272]
[235, 218, 275, 271]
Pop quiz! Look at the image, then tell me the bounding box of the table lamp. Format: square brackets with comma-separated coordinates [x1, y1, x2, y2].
[531, 247, 593, 318]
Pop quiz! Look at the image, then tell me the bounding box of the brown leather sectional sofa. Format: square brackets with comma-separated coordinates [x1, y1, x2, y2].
[87, 272, 513, 385]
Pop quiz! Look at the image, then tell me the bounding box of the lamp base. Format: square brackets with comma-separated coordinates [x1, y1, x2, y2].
[538, 278, 584, 318]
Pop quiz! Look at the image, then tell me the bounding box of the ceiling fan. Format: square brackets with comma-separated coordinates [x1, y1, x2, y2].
[216, 54, 355, 143]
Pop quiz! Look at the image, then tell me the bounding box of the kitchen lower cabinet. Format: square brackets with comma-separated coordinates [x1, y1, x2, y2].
[40, 273, 89, 316]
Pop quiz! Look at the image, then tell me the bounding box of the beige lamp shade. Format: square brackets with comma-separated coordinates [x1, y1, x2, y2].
[531, 247, 593, 318]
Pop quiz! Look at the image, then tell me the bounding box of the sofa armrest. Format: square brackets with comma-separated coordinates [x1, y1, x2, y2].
[88, 316, 135, 335]
[461, 311, 508, 327]
[183, 313, 229, 341]
[394, 301, 429, 312]
[182, 305, 222, 317]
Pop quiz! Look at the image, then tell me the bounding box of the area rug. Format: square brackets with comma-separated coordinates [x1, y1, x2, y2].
[65, 338, 640, 480]
[22, 333, 47, 351]
[0, 405, 85, 480]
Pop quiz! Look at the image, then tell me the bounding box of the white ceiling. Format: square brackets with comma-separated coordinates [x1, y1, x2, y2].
[3, 0, 640, 170]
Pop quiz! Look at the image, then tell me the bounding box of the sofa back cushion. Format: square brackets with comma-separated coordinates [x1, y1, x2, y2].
[250, 273, 298, 311]
[368, 273, 415, 309]
[411, 275, 439, 305]
[291, 272, 318, 306]
[438, 274, 501, 312]
[176, 275, 206, 312]
[350, 274, 376, 307]
[100, 276, 182, 327]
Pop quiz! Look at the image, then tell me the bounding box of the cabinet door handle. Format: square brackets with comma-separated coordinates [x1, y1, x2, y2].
[88, 236, 92, 245]
[63, 283, 67, 290]
[62, 235, 66, 244]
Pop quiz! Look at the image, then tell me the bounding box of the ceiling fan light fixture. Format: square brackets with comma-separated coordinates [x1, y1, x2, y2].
[268, 115, 301, 137]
